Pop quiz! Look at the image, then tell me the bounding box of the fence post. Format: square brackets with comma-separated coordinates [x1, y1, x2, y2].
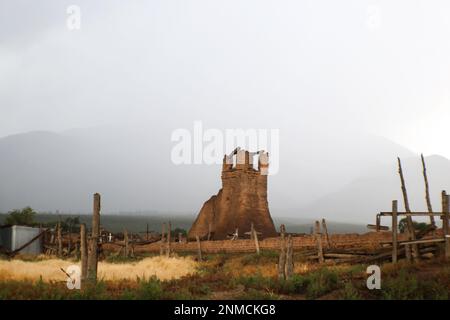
[392, 200, 398, 264]
[315, 221, 324, 264]
[321, 218, 331, 249]
[80, 223, 88, 286]
[124, 229, 129, 257]
[398, 157, 420, 262]
[160, 223, 166, 256]
[285, 235, 294, 279]
[443, 192, 450, 259]
[277, 225, 286, 280]
[421, 154, 436, 227]
[166, 221, 172, 257]
[57, 222, 62, 257]
[87, 193, 101, 283]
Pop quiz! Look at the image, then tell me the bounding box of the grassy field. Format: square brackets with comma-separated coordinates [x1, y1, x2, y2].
[0, 251, 448, 300]
[0, 255, 196, 282]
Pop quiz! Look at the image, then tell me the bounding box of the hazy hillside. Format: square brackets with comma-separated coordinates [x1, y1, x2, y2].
[0, 126, 417, 223]
[0, 213, 367, 234]
[299, 155, 450, 224]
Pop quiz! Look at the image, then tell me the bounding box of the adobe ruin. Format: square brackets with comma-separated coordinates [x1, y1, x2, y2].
[188, 148, 277, 240]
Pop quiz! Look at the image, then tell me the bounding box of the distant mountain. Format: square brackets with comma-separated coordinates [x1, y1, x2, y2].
[0, 126, 420, 224]
[0, 213, 367, 234]
[299, 155, 450, 224]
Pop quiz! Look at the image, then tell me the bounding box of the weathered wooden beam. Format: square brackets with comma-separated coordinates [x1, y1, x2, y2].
[322, 219, 331, 249]
[392, 200, 398, 264]
[285, 235, 294, 279]
[166, 221, 172, 257]
[367, 224, 389, 231]
[57, 222, 62, 257]
[397, 157, 419, 262]
[379, 212, 445, 216]
[314, 221, 324, 264]
[87, 193, 101, 283]
[323, 253, 365, 259]
[67, 233, 72, 256]
[160, 223, 166, 256]
[80, 223, 88, 286]
[421, 154, 436, 227]
[124, 229, 129, 257]
[442, 192, 450, 259]
[399, 238, 444, 246]
[277, 225, 286, 280]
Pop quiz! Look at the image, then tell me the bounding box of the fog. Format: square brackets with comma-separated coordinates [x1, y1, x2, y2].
[1, 1, 450, 223]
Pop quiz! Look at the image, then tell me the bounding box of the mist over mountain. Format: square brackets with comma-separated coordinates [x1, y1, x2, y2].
[0, 125, 431, 225]
[300, 155, 450, 224]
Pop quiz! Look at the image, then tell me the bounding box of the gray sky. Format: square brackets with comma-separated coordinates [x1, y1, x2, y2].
[1, 0, 450, 157]
[1, 1, 450, 220]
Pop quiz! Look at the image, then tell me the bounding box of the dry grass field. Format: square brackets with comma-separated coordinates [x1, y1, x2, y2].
[0, 255, 197, 282]
[0, 251, 449, 300]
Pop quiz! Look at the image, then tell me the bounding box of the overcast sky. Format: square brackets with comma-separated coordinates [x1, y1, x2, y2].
[1, 0, 450, 157]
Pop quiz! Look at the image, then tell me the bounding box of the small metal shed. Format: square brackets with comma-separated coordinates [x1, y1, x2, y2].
[0, 225, 43, 255]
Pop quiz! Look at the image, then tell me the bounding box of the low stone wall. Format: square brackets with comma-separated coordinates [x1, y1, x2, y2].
[126, 232, 400, 254]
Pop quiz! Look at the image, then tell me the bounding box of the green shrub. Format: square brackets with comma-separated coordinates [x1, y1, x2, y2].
[305, 268, 339, 299]
[73, 281, 108, 300]
[418, 280, 448, 300]
[136, 277, 163, 300]
[233, 273, 274, 291]
[277, 274, 309, 294]
[339, 282, 362, 300]
[5, 207, 36, 226]
[382, 270, 420, 300]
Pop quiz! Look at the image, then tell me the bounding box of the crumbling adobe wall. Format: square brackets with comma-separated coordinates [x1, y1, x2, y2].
[188, 149, 277, 240]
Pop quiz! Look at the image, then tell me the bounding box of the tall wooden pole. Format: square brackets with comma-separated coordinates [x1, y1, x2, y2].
[392, 200, 398, 264]
[398, 157, 419, 262]
[57, 222, 62, 257]
[166, 221, 172, 257]
[321, 218, 331, 249]
[442, 191, 450, 259]
[315, 221, 324, 264]
[67, 223, 72, 256]
[160, 223, 166, 256]
[277, 225, 286, 280]
[285, 235, 294, 279]
[87, 193, 101, 283]
[421, 154, 436, 227]
[124, 229, 129, 257]
[80, 223, 88, 285]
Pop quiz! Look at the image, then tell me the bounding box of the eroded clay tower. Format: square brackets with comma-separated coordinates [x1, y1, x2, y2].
[188, 148, 277, 240]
